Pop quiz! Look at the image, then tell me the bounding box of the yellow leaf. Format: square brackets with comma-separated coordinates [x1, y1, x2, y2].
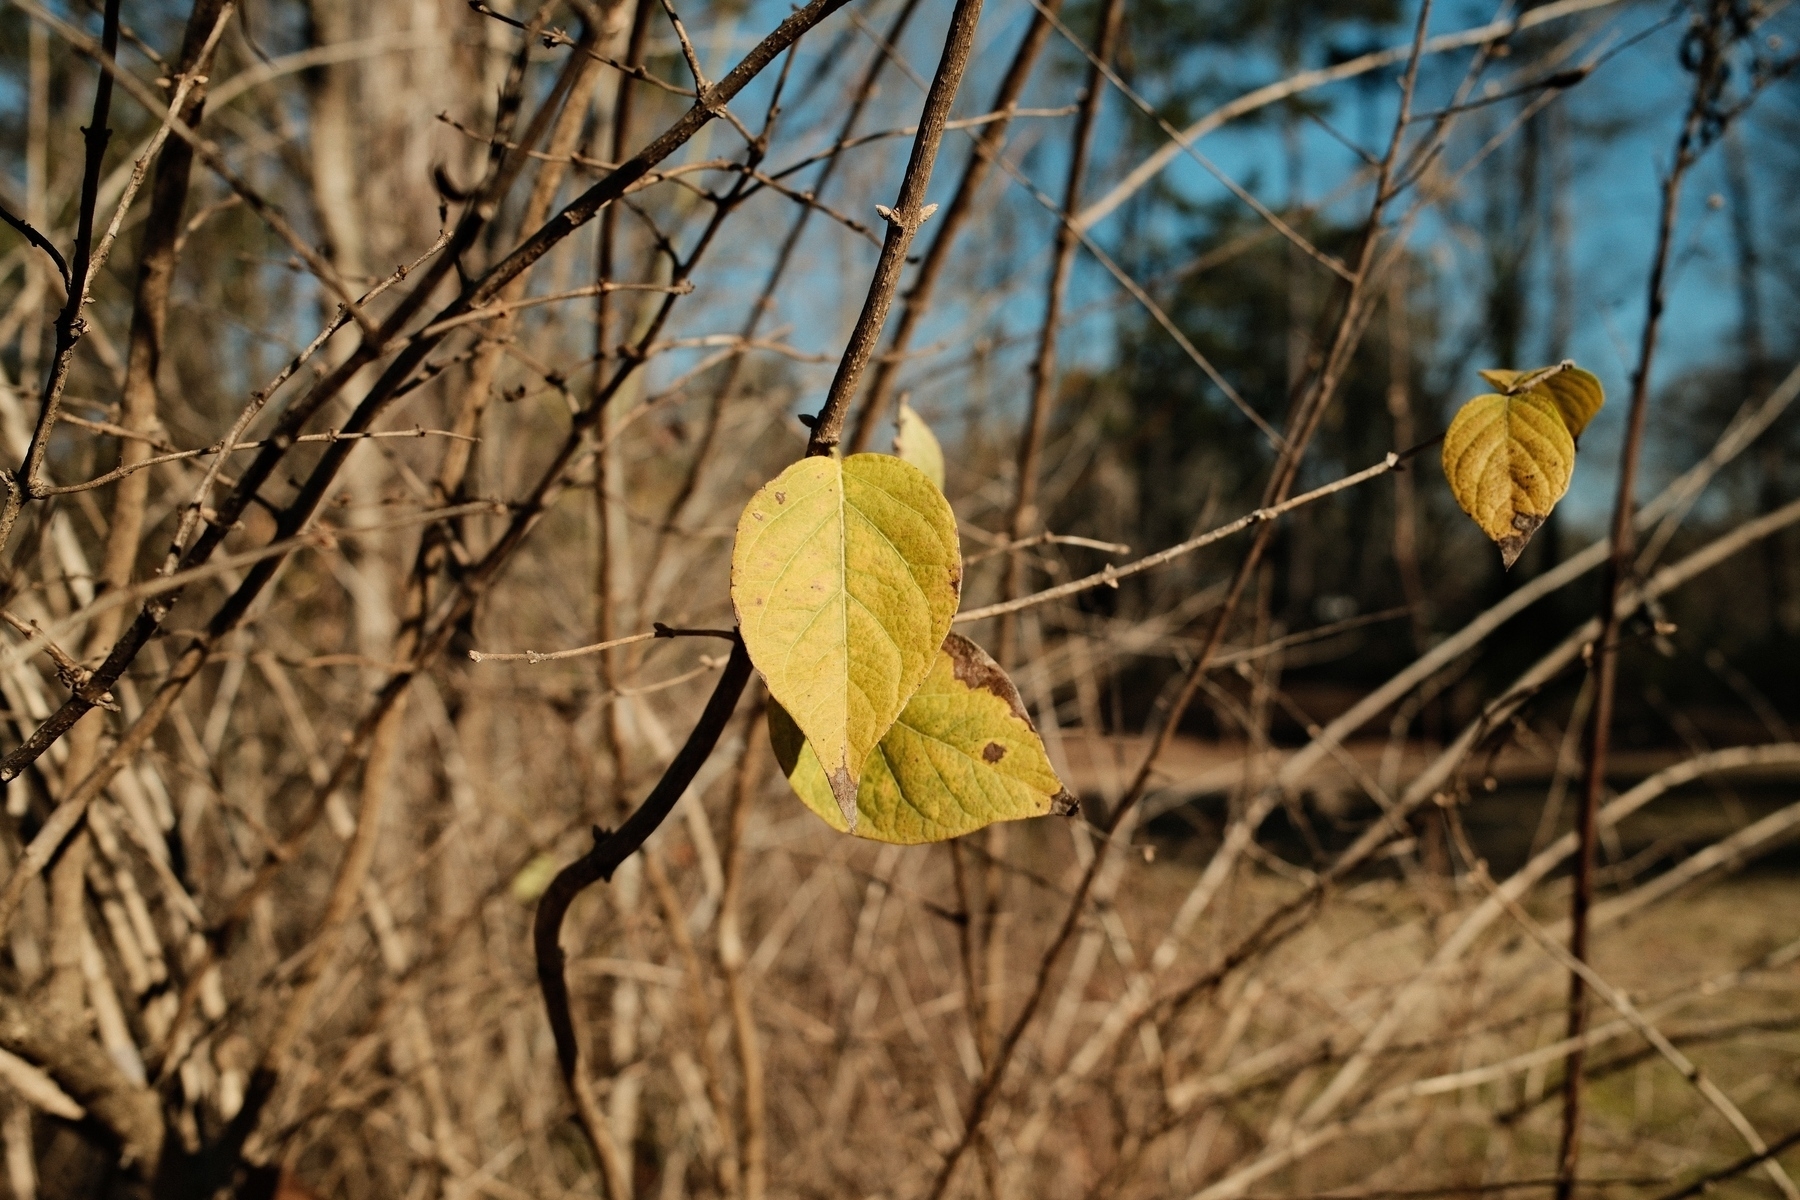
[731, 453, 961, 832]
[893, 400, 945, 490]
[769, 633, 1076, 844]
[1477, 363, 1605, 437]
[1536, 366, 1604, 437]
[1442, 389, 1575, 570]
[511, 853, 558, 904]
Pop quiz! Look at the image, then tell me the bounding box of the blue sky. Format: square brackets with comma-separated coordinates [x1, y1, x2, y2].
[9, 0, 1790, 536]
[847, 0, 1800, 524]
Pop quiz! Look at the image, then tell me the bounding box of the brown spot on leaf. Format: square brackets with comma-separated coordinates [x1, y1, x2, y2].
[943, 633, 1030, 723]
[1049, 790, 1078, 817]
[751, 510, 765, 521]
[982, 741, 1006, 763]
[1498, 511, 1545, 571]
[827, 762, 859, 833]
[775, 491, 787, 504]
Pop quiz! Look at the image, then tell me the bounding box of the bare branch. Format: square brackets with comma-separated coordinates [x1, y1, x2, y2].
[806, 0, 987, 455]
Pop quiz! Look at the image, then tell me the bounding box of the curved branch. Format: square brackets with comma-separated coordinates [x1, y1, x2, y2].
[533, 636, 753, 1176]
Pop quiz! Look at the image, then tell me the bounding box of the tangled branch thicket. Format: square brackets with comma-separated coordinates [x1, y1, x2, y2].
[0, 0, 1797, 1197]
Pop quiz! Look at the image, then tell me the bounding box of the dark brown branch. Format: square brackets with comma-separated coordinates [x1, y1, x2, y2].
[805, 0, 987, 455]
[0, 200, 70, 292]
[534, 636, 752, 1107]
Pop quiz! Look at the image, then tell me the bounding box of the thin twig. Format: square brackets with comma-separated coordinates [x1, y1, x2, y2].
[1075, 0, 1627, 231]
[468, 624, 736, 664]
[467, 3, 697, 94]
[0, 202, 69, 292]
[843, 0, 1064, 451]
[1559, 9, 1739, 1192]
[418, 279, 694, 336]
[34, 427, 477, 496]
[1652, 1128, 1800, 1200]
[806, 0, 988, 455]
[0, 0, 123, 558]
[996, 0, 1122, 668]
[956, 450, 1411, 624]
[1022, 0, 1352, 281]
[1451, 818, 1800, 1200]
[923, 7, 1438, 1191]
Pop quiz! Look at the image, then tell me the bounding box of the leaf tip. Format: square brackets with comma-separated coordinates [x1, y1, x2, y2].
[1498, 511, 1545, 570]
[827, 763, 859, 833]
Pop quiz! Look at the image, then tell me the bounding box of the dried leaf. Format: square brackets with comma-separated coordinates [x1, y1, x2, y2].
[731, 453, 961, 830]
[770, 633, 1076, 844]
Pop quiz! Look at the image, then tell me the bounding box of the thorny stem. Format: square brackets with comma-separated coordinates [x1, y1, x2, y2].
[1557, 6, 1736, 1195]
[805, 0, 987, 456]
